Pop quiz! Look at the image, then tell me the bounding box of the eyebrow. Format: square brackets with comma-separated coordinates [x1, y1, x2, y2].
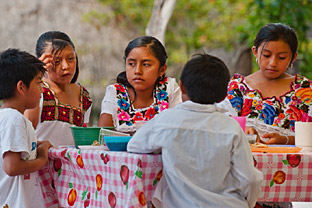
[262, 49, 289, 54]
[127, 58, 155, 62]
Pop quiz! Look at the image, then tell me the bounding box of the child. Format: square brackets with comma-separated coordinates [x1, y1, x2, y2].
[98, 36, 182, 133]
[0, 49, 52, 208]
[127, 54, 263, 208]
[25, 31, 93, 147]
[218, 23, 312, 146]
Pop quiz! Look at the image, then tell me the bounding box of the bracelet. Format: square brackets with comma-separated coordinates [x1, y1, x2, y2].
[285, 135, 289, 145]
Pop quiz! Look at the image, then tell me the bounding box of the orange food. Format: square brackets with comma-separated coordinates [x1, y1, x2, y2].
[96, 174, 103, 191]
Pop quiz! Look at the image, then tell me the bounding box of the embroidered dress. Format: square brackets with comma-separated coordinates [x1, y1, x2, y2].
[218, 73, 312, 141]
[101, 77, 182, 132]
[36, 81, 93, 146]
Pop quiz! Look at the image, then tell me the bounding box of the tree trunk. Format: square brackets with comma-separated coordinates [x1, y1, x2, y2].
[145, 0, 176, 45]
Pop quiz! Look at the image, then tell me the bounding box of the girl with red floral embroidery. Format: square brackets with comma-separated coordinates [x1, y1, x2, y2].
[98, 36, 181, 133]
[218, 23, 312, 147]
[25, 31, 93, 147]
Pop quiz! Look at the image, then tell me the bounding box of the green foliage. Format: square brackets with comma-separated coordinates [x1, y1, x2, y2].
[238, 0, 312, 78]
[84, 0, 312, 77]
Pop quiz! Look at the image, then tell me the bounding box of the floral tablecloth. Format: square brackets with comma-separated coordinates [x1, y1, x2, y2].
[254, 152, 312, 202]
[39, 148, 312, 207]
[39, 147, 163, 208]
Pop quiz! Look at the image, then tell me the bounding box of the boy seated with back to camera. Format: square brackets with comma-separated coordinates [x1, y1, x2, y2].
[127, 54, 263, 208]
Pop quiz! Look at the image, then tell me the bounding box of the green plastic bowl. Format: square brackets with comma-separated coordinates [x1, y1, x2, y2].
[104, 136, 132, 151]
[70, 126, 114, 148]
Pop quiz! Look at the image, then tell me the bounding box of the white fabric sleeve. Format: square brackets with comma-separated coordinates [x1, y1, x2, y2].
[83, 103, 92, 124]
[167, 78, 182, 108]
[0, 119, 29, 158]
[231, 131, 263, 207]
[100, 85, 118, 118]
[216, 98, 238, 116]
[127, 119, 160, 153]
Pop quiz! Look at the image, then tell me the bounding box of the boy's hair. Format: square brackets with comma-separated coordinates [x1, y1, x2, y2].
[180, 54, 230, 104]
[0, 48, 45, 100]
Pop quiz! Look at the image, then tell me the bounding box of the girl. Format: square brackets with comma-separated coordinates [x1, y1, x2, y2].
[219, 23, 312, 145]
[98, 36, 182, 133]
[25, 31, 93, 147]
[217, 22, 312, 208]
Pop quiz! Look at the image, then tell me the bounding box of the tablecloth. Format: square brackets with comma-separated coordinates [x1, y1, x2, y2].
[39, 147, 163, 208]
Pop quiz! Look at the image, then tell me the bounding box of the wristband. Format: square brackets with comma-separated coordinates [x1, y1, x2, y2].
[285, 135, 289, 145]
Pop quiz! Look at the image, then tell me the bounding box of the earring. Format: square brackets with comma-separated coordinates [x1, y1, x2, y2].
[256, 58, 258, 63]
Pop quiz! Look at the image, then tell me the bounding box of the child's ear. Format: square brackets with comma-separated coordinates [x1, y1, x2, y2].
[251, 46, 258, 57]
[158, 64, 167, 77]
[16, 80, 25, 95]
[179, 80, 189, 102]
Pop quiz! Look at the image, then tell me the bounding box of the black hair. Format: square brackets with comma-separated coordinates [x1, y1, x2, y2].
[0, 48, 46, 100]
[180, 54, 230, 104]
[36, 31, 79, 83]
[254, 23, 298, 63]
[117, 36, 168, 88]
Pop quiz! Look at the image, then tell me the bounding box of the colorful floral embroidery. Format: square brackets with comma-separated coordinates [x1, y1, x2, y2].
[115, 77, 170, 126]
[41, 82, 93, 126]
[227, 74, 312, 132]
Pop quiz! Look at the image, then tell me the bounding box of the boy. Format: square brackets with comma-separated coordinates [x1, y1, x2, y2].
[0, 49, 52, 208]
[127, 54, 263, 208]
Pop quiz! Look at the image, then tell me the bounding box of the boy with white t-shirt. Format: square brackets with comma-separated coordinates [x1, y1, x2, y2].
[0, 49, 52, 208]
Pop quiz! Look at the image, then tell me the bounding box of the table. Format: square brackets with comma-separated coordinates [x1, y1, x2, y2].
[39, 147, 162, 208]
[253, 152, 312, 202]
[39, 148, 312, 207]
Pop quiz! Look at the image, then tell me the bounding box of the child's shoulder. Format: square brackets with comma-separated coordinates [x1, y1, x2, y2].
[0, 108, 25, 126]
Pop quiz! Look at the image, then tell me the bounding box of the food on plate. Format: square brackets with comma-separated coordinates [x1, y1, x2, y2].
[250, 142, 268, 148]
[92, 140, 101, 146]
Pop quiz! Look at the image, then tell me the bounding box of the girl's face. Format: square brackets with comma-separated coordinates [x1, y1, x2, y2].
[252, 40, 297, 79]
[125, 46, 166, 92]
[47, 44, 76, 85]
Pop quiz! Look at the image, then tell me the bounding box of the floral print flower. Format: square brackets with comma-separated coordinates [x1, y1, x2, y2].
[160, 101, 169, 112]
[118, 111, 130, 121]
[145, 107, 156, 120]
[259, 103, 276, 125]
[118, 98, 130, 110]
[229, 96, 243, 112]
[157, 90, 168, 101]
[115, 84, 126, 93]
[132, 112, 144, 122]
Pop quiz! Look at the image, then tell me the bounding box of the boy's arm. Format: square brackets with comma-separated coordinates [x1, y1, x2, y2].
[3, 141, 52, 176]
[231, 132, 263, 207]
[127, 120, 161, 153]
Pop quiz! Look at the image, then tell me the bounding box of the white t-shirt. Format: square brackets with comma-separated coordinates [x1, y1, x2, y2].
[128, 101, 263, 208]
[0, 108, 45, 208]
[101, 77, 182, 132]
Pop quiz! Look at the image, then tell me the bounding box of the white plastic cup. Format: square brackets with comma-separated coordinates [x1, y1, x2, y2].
[295, 122, 312, 151]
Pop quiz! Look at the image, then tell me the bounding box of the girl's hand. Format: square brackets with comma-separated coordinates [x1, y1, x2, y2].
[245, 126, 261, 142]
[39, 53, 54, 71]
[261, 133, 286, 144]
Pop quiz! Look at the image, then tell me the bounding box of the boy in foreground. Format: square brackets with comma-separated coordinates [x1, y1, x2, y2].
[128, 54, 263, 208]
[0, 49, 52, 208]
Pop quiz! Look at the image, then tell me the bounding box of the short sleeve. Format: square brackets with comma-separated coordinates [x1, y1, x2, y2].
[83, 104, 92, 123]
[101, 85, 118, 117]
[0, 113, 30, 159]
[167, 77, 182, 108]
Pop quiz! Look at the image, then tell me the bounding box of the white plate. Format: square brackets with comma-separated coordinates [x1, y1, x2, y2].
[78, 145, 109, 151]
